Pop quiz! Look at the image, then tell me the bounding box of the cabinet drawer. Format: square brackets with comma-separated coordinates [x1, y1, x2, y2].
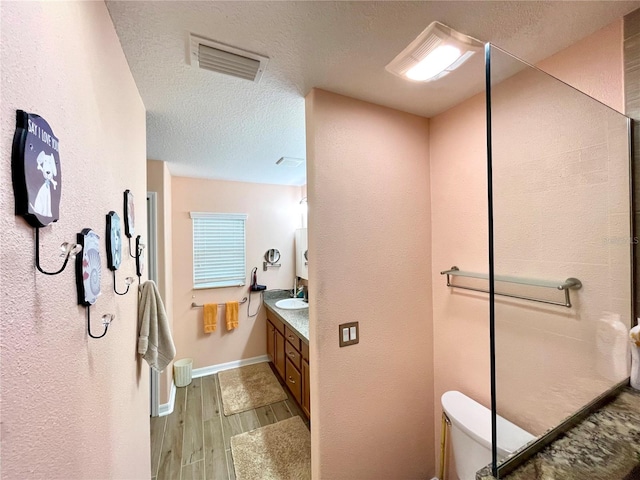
[285, 358, 302, 405]
[285, 326, 301, 351]
[285, 341, 301, 370]
[268, 314, 285, 334]
[301, 341, 309, 361]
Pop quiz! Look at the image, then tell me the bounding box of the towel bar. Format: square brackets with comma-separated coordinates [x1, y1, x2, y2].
[191, 297, 248, 308]
[440, 266, 582, 308]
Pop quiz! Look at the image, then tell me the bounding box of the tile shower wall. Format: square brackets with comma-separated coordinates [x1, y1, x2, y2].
[624, 8, 640, 322]
[490, 49, 631, 435]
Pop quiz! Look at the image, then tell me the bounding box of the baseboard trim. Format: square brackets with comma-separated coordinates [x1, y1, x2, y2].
[192, 355, 270, 378]
[158, 381, 176, 417]
[157, 355, 270, 417]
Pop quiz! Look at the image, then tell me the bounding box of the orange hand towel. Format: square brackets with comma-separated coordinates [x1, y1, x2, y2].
[203, 303, 218, 333]
[226, 301, 239, 330]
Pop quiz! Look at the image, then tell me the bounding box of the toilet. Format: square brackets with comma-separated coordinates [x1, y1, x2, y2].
[441, 391, 536, 480]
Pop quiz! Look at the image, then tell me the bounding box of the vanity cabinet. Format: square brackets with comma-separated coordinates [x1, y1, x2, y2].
[266, 316, 285, 378]
[266, 312, 310, 418]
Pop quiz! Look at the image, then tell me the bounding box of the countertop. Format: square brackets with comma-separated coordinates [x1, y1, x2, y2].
[477, 387, 640, 480]
[263, 290, 309, 343]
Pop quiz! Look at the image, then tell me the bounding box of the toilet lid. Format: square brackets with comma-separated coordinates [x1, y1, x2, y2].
[442, 391, 536, 456]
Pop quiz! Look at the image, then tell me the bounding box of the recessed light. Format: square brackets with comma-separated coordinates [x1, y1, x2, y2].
[386, 22, 483, 83]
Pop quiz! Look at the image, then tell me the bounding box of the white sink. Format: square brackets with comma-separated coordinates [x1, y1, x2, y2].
[275, 298, 309, 310]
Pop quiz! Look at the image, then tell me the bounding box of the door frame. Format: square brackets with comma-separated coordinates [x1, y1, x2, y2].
[147, 191, 160, 417]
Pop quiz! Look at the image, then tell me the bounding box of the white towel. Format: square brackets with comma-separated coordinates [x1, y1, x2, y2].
[138, 280, 175, 372]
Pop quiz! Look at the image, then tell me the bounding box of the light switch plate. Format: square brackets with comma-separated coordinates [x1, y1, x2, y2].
[339, 322, 359, 347]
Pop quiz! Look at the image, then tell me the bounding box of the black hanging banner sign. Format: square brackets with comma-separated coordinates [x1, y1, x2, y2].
[12, 110, 61, 228]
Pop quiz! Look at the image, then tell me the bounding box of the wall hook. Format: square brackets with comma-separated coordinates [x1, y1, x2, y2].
[128, 236, 137, 258]
[113, 270, 134, 295]
[86, 307, 114, 339]
[35, 227, 82, 275]
[135, 235, 145, 280]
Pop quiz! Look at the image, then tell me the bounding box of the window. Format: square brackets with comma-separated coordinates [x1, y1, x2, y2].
[190, 212, 247, 289]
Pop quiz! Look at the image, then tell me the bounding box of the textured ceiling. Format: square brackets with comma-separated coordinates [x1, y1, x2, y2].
[106, 1, 640, 186]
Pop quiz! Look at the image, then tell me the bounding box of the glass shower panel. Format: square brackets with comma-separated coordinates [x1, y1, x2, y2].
[487, 44, 632, 474]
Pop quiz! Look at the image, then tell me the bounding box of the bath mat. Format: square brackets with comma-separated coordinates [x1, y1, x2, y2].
[218, 362, 287, 416]
[230, 416, 311, 480]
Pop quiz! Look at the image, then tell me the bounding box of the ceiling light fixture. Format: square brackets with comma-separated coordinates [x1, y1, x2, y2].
[386, 21, 483, 83]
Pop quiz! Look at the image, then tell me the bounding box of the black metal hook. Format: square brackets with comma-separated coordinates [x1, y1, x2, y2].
[35, 227, 81, 275]
[135, 235, 145, 281]
[128, 236, 136, 258]
[113, 270, 133, 296]
[86, 306, 113, 339]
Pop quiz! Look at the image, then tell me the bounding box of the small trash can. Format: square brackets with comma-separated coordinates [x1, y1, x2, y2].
[174, 358, 193, 387]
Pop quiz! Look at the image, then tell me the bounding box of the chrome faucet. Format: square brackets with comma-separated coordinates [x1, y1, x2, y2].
[292, 276, 306, 299]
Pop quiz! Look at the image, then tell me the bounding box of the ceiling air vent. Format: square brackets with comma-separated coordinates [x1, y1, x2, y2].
[189, 34, 269, 83]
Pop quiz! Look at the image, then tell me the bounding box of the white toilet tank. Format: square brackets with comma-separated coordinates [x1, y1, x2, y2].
[441, 391, 536, 480]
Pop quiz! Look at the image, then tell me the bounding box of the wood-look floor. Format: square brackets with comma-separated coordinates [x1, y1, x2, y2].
[150, 365, 310, 480]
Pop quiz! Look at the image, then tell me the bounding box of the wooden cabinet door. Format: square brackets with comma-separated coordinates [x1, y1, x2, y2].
[267, 321, 275, 363]
[286, 358, 302, 405]
[275, 329, 285, 379]
[302, 359, 310, 417]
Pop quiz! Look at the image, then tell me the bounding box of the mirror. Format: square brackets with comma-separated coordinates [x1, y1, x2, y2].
[265, 248, 280, 264]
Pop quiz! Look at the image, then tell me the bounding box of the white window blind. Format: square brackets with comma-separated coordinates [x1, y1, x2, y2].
[190, 212, 248, 289]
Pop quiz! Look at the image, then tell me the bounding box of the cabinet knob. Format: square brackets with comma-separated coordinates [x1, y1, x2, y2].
[288, 335, 295, 340]
[288, 376, 296, 384]
[288, 351, 295, 358]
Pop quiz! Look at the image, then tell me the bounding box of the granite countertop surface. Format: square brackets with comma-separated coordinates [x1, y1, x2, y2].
[477, 387, 640, 480]
[263, 290, 309, 343]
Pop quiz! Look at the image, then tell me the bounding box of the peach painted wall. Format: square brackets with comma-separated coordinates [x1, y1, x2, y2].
[537, 19, 624, 112]
[0, 2, 149, 479]
[430, 91, 490, 477]
[430, 20, 626, 475]
[306, 89, 435, 478]
[171, 177, 302, 369]
[147, 159, 174, 404]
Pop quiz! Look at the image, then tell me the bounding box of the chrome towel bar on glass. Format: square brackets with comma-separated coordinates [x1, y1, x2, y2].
[440, 266, 582, 308]
[191, 297, 248, 308]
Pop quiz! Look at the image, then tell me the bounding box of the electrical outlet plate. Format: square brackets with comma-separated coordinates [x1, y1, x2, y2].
[339, 322, 359, 347]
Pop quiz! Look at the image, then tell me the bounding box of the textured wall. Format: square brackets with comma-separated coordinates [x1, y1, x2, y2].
[537, 19, 624, 112]
[430, 90, 490, 478]
[306, 89, 434, 479]
[171, 177, 302, 369]
[147, 159, 174, 404]
[0, 2, 149, 479]
[430, 20, 627, 475]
